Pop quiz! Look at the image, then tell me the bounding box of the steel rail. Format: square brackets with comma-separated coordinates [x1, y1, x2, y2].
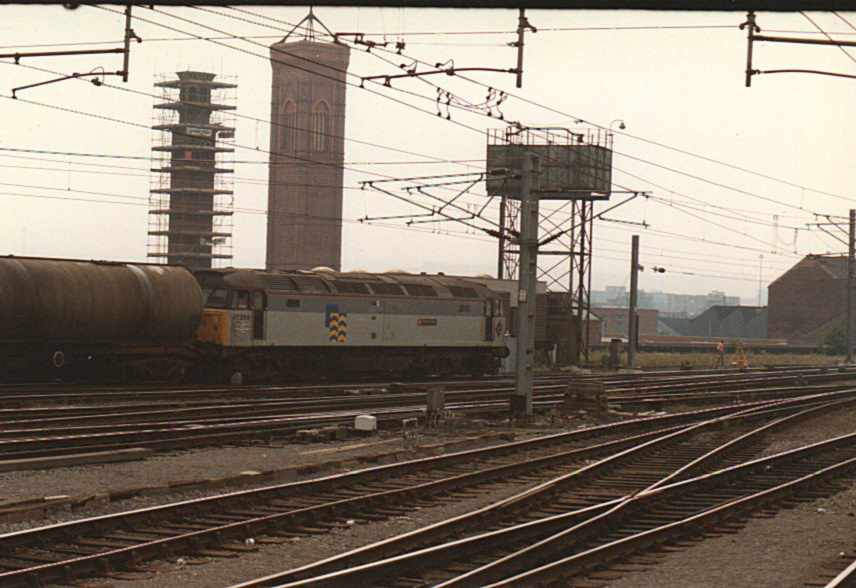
[824, 559, 856, 588]
[432, 396, 856, 588]
[4, 373, 852, 462]
[0, 395, 825, 588]
[0, 383, 829, 465]
[1, 377, 847, 435]
[0, 364, 847, 404]
[3, 368, 850, 427]
[0, 427, 696, 586]
[228, 393, 856, 587]
[480, 433, 856, 587]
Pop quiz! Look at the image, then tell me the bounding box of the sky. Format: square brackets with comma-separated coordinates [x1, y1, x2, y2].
[2, 6, 856, 305]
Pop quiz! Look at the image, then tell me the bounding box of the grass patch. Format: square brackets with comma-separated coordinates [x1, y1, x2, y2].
[587, 351, 844, 370]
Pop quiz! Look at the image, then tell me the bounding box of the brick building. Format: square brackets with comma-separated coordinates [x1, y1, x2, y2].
[768, 254, 846, 344]
[266, 11, 350, 271]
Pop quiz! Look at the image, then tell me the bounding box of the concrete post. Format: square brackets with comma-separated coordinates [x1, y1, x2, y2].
[514, 154, 539, 416]
[848, 209, 855, 363]
[628, 234, 640, 368]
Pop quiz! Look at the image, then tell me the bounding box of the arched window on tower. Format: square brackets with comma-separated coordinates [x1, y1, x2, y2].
[282, 100, 297, 151]
[312, 101, 329, 152]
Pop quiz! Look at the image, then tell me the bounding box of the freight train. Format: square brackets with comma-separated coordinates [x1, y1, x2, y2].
[0, 256, 509, 382]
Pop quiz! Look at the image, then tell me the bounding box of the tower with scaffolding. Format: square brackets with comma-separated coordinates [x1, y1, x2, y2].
[148, 70, 237, 269]
[486, 126, 613, 365]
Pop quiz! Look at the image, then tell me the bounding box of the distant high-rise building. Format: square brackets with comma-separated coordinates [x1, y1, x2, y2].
[148, 71, 236, 269]
[266, 10, 350, 271]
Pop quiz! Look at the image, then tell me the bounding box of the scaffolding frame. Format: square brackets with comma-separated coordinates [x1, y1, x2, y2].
[147, 71, 237, 268]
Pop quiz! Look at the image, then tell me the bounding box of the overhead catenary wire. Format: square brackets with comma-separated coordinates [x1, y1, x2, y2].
[0, 6, 836, 272]
[227, 11, 853, 227]
[110, 3, 839, 223]
[0, 152, 801, 273]
[8, 22, 856, 53]
[0, 59, 487, 172]
[800, 11, 856, 68]
[196, 2, 840, 223]
[5, 188, 770, 283]
[2, 90, 818, 262]
[333, 15, 855, 207]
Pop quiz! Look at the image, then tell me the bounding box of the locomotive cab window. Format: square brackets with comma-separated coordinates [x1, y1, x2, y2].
[251, 291, 266, 310]
[235, 290, 251, 310]
[206, 288, 229, 308]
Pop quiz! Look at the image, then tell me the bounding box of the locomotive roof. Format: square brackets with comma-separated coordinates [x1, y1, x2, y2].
[194, 268, 499, 299]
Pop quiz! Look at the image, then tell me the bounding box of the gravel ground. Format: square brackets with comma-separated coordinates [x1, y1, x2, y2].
[0, 420, 584, 533]
[21, 403, 856, 588]
[593, 403, 856, 588]
[605, 482, 856, 588]
[70, 477, 540, 588]
[759, 402, 856, 457]
[58, 405, 855, 588]
[0, 427, 520, 504]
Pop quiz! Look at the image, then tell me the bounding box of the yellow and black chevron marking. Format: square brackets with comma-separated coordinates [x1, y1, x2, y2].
[328, 312, 348, 343]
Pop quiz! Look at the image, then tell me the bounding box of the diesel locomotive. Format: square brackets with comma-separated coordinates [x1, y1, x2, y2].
[0, 256, 508, 382]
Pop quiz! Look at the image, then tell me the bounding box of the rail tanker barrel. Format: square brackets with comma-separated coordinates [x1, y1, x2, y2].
[0, 257, 203, 344]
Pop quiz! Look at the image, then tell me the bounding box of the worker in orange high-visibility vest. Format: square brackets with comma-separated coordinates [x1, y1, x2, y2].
[715, 339, 726, 368]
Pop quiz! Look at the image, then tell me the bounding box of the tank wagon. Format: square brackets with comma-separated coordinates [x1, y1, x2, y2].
[193, 268, 509, 382]
[0, 256, 203, 380]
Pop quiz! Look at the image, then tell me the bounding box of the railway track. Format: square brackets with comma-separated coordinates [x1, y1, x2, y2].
[817, 558, 856, 588]
[805, 546, 856, 588]
[0, 382, 853, 467]
[0, 364, 847, 407]
[228, 392, 856, 588]
[0, 391, 850, 588]
[0, 368, 853, 466]
[468, 430, 856, 588]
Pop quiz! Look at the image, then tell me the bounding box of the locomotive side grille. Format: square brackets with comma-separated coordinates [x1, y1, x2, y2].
[369, 283, 405, 296]
[333, 280, 371, 295]
[266, 275, 298, 291]
[448, 286, 479, 299]
[402, 284, 438, 297]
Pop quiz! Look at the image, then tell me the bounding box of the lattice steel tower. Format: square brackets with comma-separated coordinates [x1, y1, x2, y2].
[148, 70, 237, 269]
[487, 126, 613, 364]
[266, 10, 350, 271]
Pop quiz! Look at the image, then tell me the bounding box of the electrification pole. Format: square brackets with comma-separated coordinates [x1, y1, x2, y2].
[848, 209, 855, 363]
[497, 195, 507, 280]
[628, 235, 640, 368]
[514, 154, 539, 417]
[513, 9, 536, 88]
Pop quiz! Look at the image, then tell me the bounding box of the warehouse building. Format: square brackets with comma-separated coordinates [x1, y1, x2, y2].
[768, 254, 846, 345]
[688, 305, 767, 339]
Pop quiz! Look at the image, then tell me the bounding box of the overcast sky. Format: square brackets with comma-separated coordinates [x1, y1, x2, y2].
[2, 6, 856, 304]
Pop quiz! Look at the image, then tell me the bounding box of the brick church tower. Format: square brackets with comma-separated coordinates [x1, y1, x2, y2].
[266, 10, 350, 271]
